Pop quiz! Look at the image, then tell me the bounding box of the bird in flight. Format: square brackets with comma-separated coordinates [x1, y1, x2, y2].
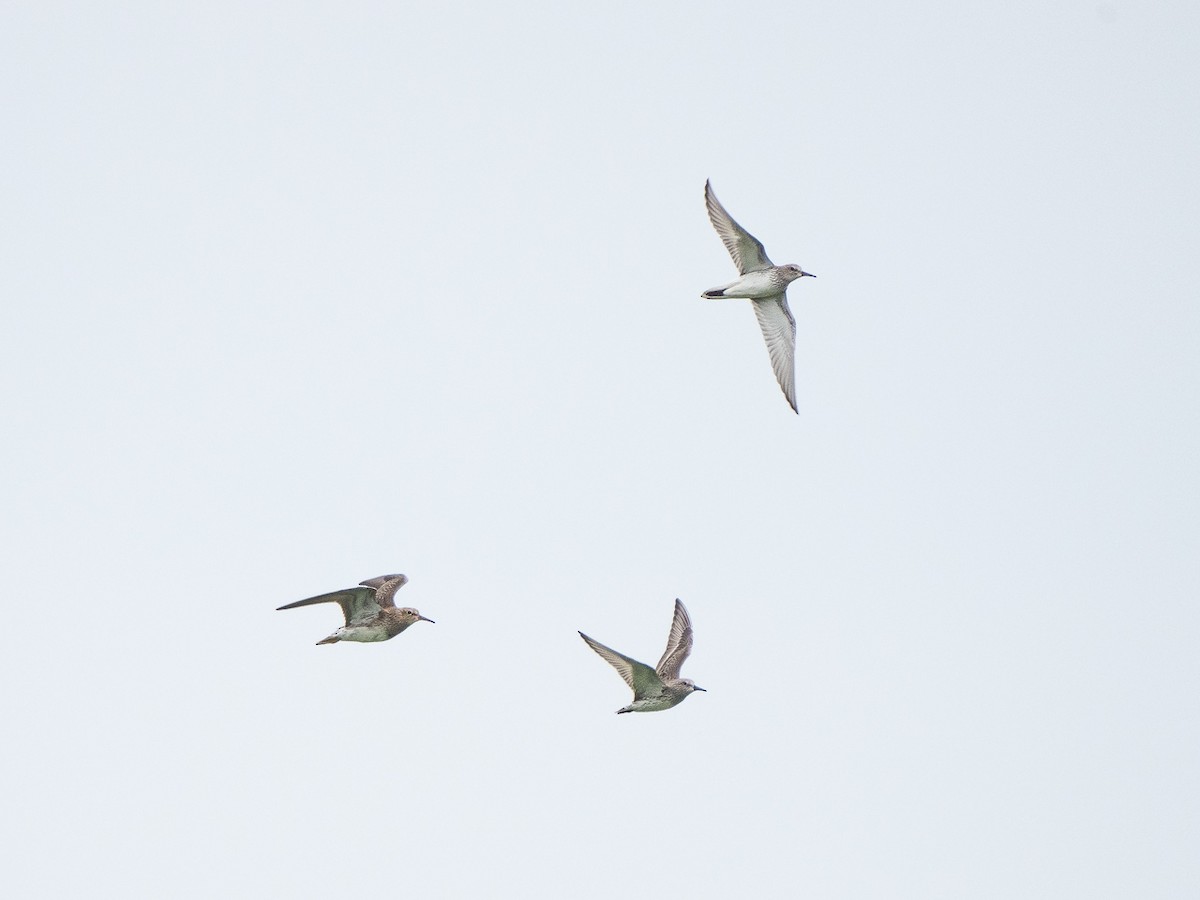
[702, 179, 816, 414]
[277, 573, 434, 645]
[579, 599, 706, 713]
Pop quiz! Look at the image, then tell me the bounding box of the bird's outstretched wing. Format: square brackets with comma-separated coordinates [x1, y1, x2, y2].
[752, 296, 798, 414]
[578, 632, 664, 699]
[655, 599, 695, 680]
[277, 586, 382, 626]
[359, 574, 408, 609]
[706, 180, 774, 275]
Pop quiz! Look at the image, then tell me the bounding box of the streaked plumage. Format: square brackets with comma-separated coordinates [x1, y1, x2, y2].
[702, 179, 816, 414]
[276, 573, 434, 645]
[579, 599, 706, 713]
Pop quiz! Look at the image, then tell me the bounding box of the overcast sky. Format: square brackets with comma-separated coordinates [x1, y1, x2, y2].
[2, 2, 1197, 898]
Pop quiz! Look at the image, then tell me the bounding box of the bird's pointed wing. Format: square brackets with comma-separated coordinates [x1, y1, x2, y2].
[752, 296, 798, 414]
[655, 599, 694, 680]
[359, 574, 408, 609]
[578, 632, 664, 699]
[705, 180, 774, 275]
[276, 586, 382, 626]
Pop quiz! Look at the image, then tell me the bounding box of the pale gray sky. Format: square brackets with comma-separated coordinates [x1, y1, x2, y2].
[2, 2, 1197, 897]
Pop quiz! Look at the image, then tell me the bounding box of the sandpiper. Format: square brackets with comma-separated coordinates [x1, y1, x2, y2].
[702, 179, 816, 414]
[277, 573, 434, 645]
[579, 599, 706, 713]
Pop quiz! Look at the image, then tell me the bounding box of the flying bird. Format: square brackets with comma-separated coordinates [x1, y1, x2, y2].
[579, 599, 706, 713]
[277, 573, 434, 645]
[702, 179, 816, 413]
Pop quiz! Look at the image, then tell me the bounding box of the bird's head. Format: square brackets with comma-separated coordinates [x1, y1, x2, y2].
[782, 264, 816, 283]
[398, 607, 435, 625]
[681, 679, 706, 694]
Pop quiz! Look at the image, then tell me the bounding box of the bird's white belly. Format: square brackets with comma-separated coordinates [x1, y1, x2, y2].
[632, 696, 682, 712]
[721, 270, 782, 299]
[339, 625, 391, 642]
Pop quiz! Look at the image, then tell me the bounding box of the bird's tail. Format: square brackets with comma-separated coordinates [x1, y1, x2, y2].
[315, 635, 340, 645]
